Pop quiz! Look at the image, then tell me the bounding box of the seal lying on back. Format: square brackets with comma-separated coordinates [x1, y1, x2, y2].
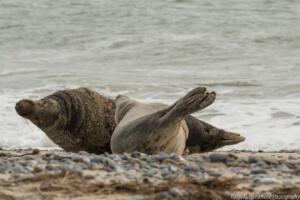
[15, 88, 116, 153]
[111, 87, 219, 154]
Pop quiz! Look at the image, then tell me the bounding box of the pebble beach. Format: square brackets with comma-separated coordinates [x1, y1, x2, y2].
[0, 149, 299, 200]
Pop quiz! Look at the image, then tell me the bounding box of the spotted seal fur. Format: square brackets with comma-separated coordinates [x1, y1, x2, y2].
[110, 87, 217, 154]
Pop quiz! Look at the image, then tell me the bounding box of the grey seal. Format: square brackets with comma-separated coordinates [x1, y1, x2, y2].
[15, 88, 116, 153]
[111, 87, 218, 154]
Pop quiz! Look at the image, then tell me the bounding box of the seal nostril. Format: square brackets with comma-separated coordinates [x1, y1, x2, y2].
[15, 102, 21, 112]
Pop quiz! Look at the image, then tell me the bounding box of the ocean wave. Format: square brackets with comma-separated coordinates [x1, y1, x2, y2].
[0, 68, 44, 77]
[196, 82, 260, 87]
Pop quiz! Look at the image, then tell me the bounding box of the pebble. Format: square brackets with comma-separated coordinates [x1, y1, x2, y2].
[288, 156, 296, 160]
[157, 191, 173, 199]
[169, 187, 184, 197]
[256, 160, 268, 168]
[208, 171, 222, 177]
[239, 158, 248, 163]
[24, 155, 35, 160]
[183, 163, 199, 171]
[209, 153, 229, 163]
[34, 166, 43, 173]
[83, 174, 95, 180]
[248, 156, 257, 163]
[131, 152, 143, 158]
[251, 168, 267, 174]
[132, 195, 144, 200]
[228, 153, 238, 159]
[261, 157, 279, 165]
[40, 181, 52, 190]
[241, 172, 250, 177]
[292, 168, 300, 175]
[254, 177, 279, 185]
[285, 162, 297, 169]
[144, 168, 158, 177]
[0, 149, 298, 198]
[152, 154, 170, 162]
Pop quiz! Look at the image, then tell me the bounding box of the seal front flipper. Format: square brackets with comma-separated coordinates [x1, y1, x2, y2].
[185, 115, 245, 153]
[160, 87, 216, 126]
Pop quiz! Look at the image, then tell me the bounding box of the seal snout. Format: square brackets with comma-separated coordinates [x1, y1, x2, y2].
[15, 99, 34, 117]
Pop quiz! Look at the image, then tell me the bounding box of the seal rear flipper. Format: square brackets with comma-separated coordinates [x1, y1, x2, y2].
[185, 115, 245, 153]
[159, 87, 216, 125]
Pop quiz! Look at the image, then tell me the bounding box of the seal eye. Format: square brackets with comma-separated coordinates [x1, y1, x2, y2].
[42, 101, 47, 108]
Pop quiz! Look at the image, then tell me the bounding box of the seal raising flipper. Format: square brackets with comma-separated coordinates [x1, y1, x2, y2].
[159, 87, 216, 126]
[15, 88, 116, 153]
[111, 87, 216, 155]
[128, 102, 245, 154]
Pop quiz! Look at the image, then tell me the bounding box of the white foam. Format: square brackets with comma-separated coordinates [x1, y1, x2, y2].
[0, 93, 58, 149]
[204, 98, 300, 151]
[0, 68, 44, 77]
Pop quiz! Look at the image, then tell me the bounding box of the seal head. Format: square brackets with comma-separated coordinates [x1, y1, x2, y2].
[15, 88, 116, 153]
[16, 98, 61, 130]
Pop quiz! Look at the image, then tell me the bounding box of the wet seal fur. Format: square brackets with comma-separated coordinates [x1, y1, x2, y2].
[111, 87, 234, 155]
[15, 88, 116, 153]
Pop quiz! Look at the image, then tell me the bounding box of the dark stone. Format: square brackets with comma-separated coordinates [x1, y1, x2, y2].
[241, 172, 250, 177]
[87, 163, 97, 170]
[169, 187, 184, 197]
[40, 181, 52, 190]
[248, 156, 257, 163]
[131, 152, 142, 158]
[142, 177, 151, 184]
[91, 156, 106, 163]
[157, 191, 173, 199]
[24, 155, 35, 160]
[209, 153, 229, 163]
[288, 156, 296, 160]
[0, 166, 7, 174]
[72, 156, 84, 163]
[208, 171, 222, 177]
[251, 168, 267, 174]
[69, 169, 83, 177]
[145, 169, 158, 177]
[152, 154, 170, 162]
[292, 168, 300, 175]
[84, 174, 95, 180]
[285, 162, 297, 169]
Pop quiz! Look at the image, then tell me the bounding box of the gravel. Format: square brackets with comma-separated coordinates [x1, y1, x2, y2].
[0, 149, 299, 199]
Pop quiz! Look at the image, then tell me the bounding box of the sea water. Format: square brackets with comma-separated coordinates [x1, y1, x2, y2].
[0, 0, 299, 151]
